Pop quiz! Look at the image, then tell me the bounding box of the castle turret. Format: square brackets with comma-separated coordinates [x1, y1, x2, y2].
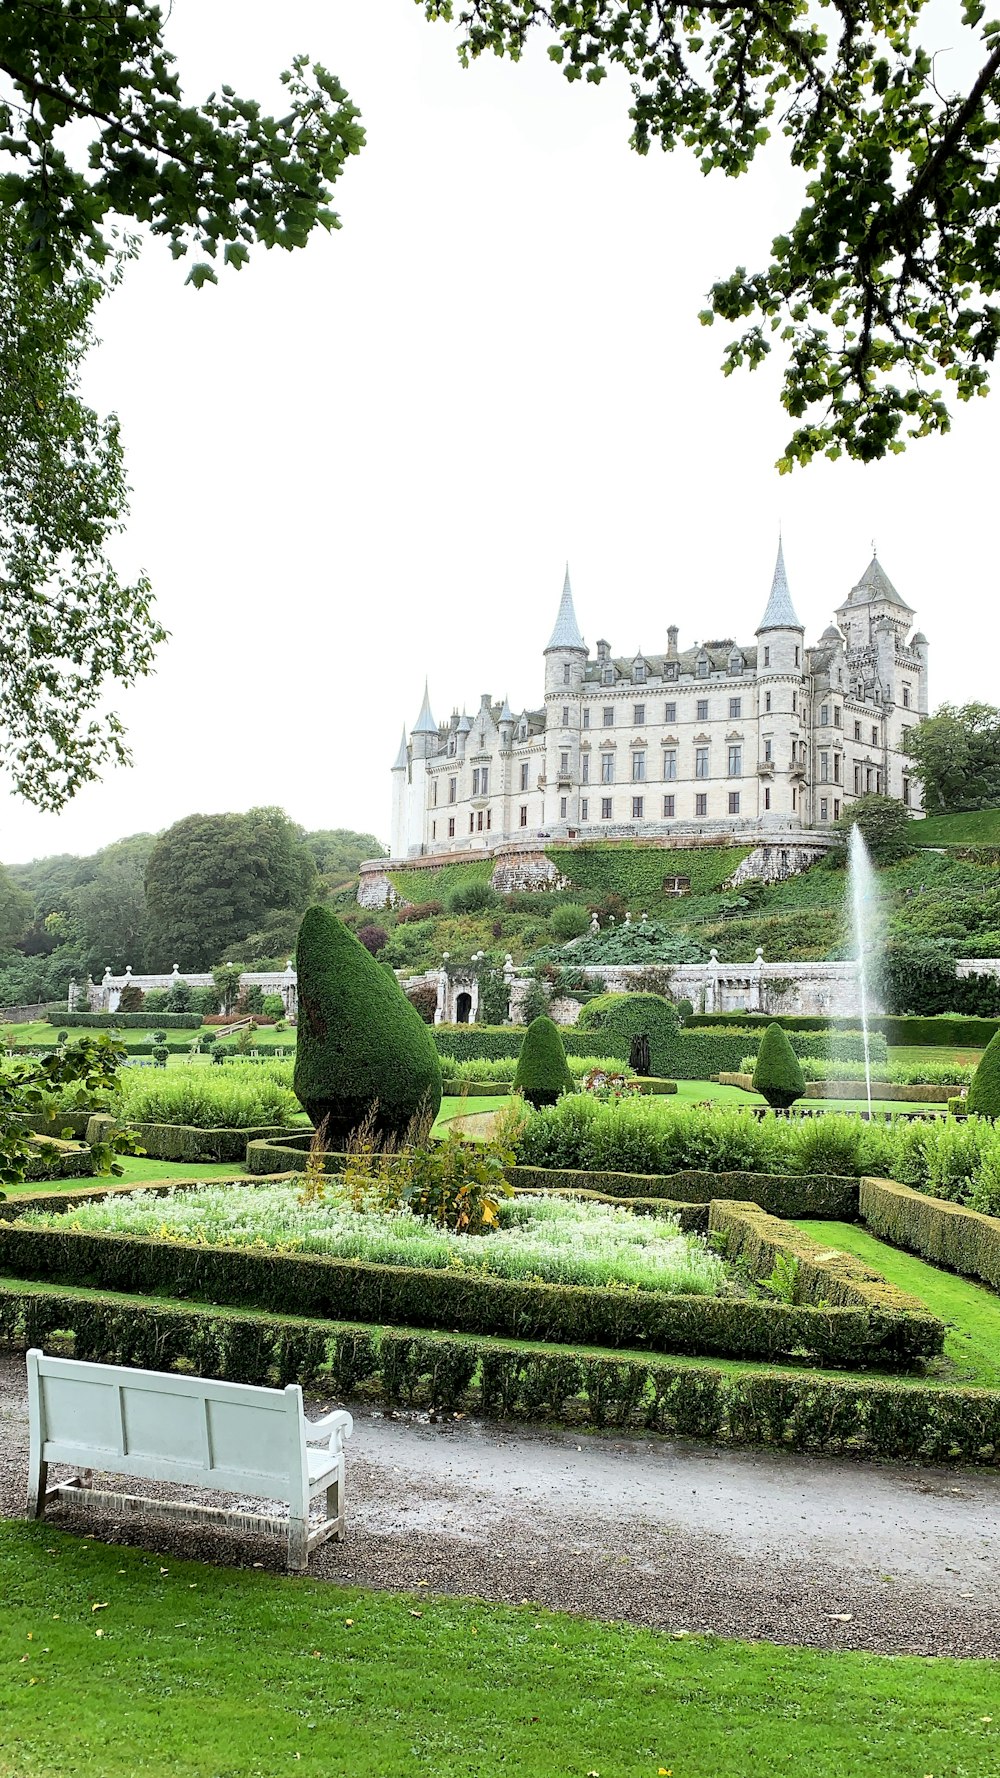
[543, 566, 587, 828]
[390, 728, 409, 857]
[756, 539, 807, 828]
[405, 681, 438, 853]
[544, 565, 587, 694]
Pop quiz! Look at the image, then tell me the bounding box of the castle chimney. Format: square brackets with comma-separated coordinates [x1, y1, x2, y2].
[667, 626, 679, 657]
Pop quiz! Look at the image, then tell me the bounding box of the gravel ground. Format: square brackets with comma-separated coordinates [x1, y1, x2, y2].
[4, 1349, 999, 1657]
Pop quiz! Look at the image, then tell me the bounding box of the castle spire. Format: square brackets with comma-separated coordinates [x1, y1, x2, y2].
[392, 727, 408, 770]
[757, 537, 803, 632]
[411, 679, 438, 735]
[545, 564, 586, 651]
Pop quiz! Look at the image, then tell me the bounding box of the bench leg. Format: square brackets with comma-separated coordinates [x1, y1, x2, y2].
[326, 1475, 345, 1541]
[25, 1459, 48, 1522]
[287, 1515, 309, 1573]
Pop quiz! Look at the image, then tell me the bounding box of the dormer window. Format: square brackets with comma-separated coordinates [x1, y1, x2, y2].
[665, 662, 679, 681]
[603, 666, 614, 685]
[697, 655, 709, 679]
[729, 652, 743, 675]
[634, 660, 646, 684]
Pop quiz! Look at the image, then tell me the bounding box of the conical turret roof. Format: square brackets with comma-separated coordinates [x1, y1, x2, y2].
[757, 538, 803, 632]
[847, 556, 913, 612]
[545, 565, 586, 651]
[411, 679, 438, 735]
[392, 727, 408, 770]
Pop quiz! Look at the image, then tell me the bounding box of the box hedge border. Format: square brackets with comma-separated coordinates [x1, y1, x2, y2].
[55, 1012, 205, 1030]
[431, 1025, 885, 1077]
[860, 1177, 1000, 1292]
[0, 1221, 936, 1367]
[708, 1199, 936, 1324]
[120, 1121, 289, 1164]
[686, 1013, 1000, 1049]
[1, 1280, 996, 1463]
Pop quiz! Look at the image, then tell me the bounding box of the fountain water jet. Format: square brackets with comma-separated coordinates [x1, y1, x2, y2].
[847, 824, 880, 1117]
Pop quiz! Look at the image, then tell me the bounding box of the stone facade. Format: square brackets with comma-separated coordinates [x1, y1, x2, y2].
[389, 547, 928, 859]
[81, 962, 298, 1018]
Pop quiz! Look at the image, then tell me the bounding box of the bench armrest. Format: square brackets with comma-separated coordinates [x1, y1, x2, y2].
[305, 1408, 354, 1450]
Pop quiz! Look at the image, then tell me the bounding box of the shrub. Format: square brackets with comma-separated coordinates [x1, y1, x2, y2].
[966, 1031, 1000, 1120]
[447, 881, 498, 914]
[240, 984, 266, 1015]
[117, 983, 144, 1013]
[860, 1177, 1000, 1290]
[293, 904, 442, 1143]
[751, 1024, 805, 1111]
[513, 1016, 574, 1108]
[166, 978, 193, 1013]
[143, 989, 169, 1013]
[58, 1011, 202, 1030]
[262, 993, 285, 1018]
[114, 1068, 297, 1130]
[550, 903, 591, 941]
[577, 993, 682, 1076]
[189, 984, 221, 1017]
[356, 923, 389, 955]
[708, 1201, 933, 1320]
[151, 1045, 169, 1067]
[405, 982, 439, 1024]
[519, 980, 551, 1025]
[395, 900, 443, 923]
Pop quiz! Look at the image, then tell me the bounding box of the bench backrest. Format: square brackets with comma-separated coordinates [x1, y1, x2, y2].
[26, 1350, 308, 1502]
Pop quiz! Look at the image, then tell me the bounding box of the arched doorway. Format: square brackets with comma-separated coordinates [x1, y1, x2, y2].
[455, 991, 473, 1024]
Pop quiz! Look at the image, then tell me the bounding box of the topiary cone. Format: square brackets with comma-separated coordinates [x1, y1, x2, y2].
[966, 1030, 1000, 1119]
[513, 1015, 574, 1109]
[293, 905, 442, 1144]
[751, 1021, 805, 1112]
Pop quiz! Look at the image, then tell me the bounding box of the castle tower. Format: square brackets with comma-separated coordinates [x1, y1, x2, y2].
[543, 566, 587, 828]
[405, 681, 439, 853]
[390, 727, 409, 857]
[756, 539, 807, 828]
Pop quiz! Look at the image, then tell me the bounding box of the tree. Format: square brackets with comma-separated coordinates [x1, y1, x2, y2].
[0, 864, 30, 953]
[751, 1023, 805, 1111]
[967, 1031, 1000, 1118]
[513, 1015, 574, 1108]
[832, 794, 915, 866]
[145, 808, 319, 970]
[905, 704, 1000, 815]
[0, 218, 165, 806]
[69, 836, 155, 976]
[303, 830, 387, 885]
[293, 904, 442, 1142]
[423, 0, 1000, 466]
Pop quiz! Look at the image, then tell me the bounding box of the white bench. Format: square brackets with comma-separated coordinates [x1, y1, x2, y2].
[25, 1349, 353, 1571]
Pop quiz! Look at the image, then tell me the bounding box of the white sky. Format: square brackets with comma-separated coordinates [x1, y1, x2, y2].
[2, 0, 996, 866]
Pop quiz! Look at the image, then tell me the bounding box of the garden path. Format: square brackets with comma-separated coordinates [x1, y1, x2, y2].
[1, 1352, 997, 1657]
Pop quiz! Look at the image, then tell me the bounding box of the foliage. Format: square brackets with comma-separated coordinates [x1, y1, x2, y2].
[424, 0, 1000, 468]
[752, 1054, 973, 1087]
[114, 1069, 296, 1131]
[577, 993, 682, 1076]
[910, 805, 1000, 845]
[304, 828, 386, 883]
[751, 1023, 806, 1111]
[388, 859, 494, 907]
[832, 795, 915, 866]
[541, 917, 705, 966]
[966, 1031, 1000, 1119]
[116, 982, 144, 1014]
[440, 1053, 637, 1087]
[861, 1177, 1000, 1290]
[476, 965, 510, 1026]
[357, 922, 389, 955]
[0, 865, 29, 953]
[0, 1034, 131, 1186]
[518, 979, 551, 1025]
[549, 902, 590, 940]
[545, 844, 752, 909]
[0, 217, 164, 806]
[145, 808, 319, 969]
[405, 981, 439, 1024]
[447, 880, 499, 914]
[580, 1067, 641, 1102]
[708, 1201, 931, 1322]
[294, 903, 442, 1142]
[59, 1011, 200, 1029]
[881, 940, 1000, 1016]
[513, 1016, 573, 1108]
[905, 706, 1000, 816]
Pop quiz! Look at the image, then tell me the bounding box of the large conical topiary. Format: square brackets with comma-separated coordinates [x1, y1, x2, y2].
[293, 905, 442, 1143]
[751, 1022, 805, 1112]
[966, 1030, 1000, 1119]
[513, 1015, 574, 1109]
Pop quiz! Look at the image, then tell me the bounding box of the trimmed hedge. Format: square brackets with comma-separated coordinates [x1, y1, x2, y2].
[56, 1012, 204, 1030]
[507, 1164, 860, 1218]
[708, 1200, 936, 1324]
[513, 1016, 573, 1108]
[967, 1030, 1000, 1119]
[19, 1137, 96, 1184]
[576, 993, 682, 1076]
[860, 1177, 1000, 1292]
[122, 1121, 288, 1164]
[433, 1026, 624, 1062]
[2, 1282, 997, 1461]
[431, 1025, 885, 1078]
[719, 1072, 954, 1103]
[752, 1023, 805, 1110]
[687, 1012, 1000, 1048]
[0, 1221, 931, 1367]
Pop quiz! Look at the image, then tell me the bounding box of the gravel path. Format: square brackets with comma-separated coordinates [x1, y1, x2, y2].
[4, 1350, 999, 1657]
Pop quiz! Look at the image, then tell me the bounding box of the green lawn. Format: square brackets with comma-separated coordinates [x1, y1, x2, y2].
[11, 1155, 251, 1201]
[888, 1044, 984, 1069]
[796, 1219, 1000, 1388]
[2, 1525, 997, 1778]
[909, 807, 1000, 846]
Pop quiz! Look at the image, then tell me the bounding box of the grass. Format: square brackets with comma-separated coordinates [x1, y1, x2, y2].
[9, 1156, 250, 1200]
[889, 1044, 985, 1069]
[2, 1524, 999, 1778]
[909, 806, 1000, 846]
[797, 1219, 1000, 1388]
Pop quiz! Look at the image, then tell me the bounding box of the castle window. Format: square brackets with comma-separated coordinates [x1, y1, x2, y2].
[763, 646, 770, 667]
[519, 805, 528, 827]
[582, 707, 590, 729]
[601, 754, 615, 784]
[634, 662, 646, 684]
[728, 792, 740, 815]
[432, 820, 436, 838]
[603, 667, 614, 685]
[562, 705, 570, 726]
[633, 703, 645, 726]
[872, 725, 879, 745]
[792, 788, 797, 811]
[834, 755, 841, 783]
[520, 761, 529, 792]
[631, 795, 644, 818]
[820, 798, 828, 821]
[866, 767, 873, 792]
[448, 734, 456, 755]
[663, 794, 675, 818]
[727, 745, 742, 777]
[764, 787, 771, 810]
[664, 701, 676, 724]
[697, 655, 709, 678]
[903, 684, 911, 708]
[820, 704, 829, 726]
[582, 753, 590, 783]
[854, 763, 862, 793]
[448, 776, 457, 803]
[854, 721, 862, 740]
[563, 663, 571, 684]
[792, 692, 797, 714]
[695, 746, 709, 779]
[764, 739, 772, 763]
[601, 798, 613, 820]
[472, 766, 489, 796]
[794, 646, 800, 666]
[876, 770, 883, 793]
[903, 776, 911, 806]
[695, 793, 708, 817]
[560, 750, 570, 775]
[631, 751, 645, 781]
[697, 698, 709, 722]
[730, 653, 743, 675]
[603, 706, 614, 727]
[834, 797, 841, 817]
[448, 817, 455, 837]
[820, 751, 829, 782]
[833, 706, 842, 728]
[469, 814, 474, 832]
[765, 692, 772, 713]
[729, 697, 741, 720]
[560, 797, 568, 819]
[663, 749, 677, 779]
[479, 732, 484, 749]
[432, 781, 438, 806]
[581, 797, 589, 820]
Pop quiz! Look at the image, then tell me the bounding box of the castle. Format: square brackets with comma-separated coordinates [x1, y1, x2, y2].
[389, 545, 928, 859]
